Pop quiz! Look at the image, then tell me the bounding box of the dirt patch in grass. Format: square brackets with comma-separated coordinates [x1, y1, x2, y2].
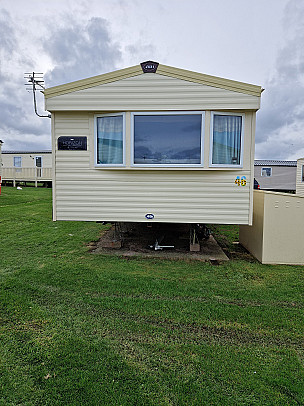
[91, 223, 229, 262]
[88, 306, 303, 348]
[209, 224, 258, 262]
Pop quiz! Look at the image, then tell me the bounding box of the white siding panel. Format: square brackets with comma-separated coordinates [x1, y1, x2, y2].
[47, 74, 260, 111]
[54, 167, 251, 223]
[56, 152, 90, 168]
[55, 114, 90, 134]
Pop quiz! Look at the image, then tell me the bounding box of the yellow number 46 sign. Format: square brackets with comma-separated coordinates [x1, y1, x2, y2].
[235, 176, 247, 186]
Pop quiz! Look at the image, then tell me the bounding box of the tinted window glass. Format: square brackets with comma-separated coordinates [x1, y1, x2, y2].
[134, 114, 202, 165]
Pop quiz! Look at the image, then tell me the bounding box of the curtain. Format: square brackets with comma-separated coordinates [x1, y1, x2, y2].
[97, 116, 123, 164]
[212, 115, 242, 165]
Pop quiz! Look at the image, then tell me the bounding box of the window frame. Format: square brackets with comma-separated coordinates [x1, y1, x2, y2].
[209, 111, 245, 168]
[130, 111, 205, 168]
[261, 167, 272, 177]
[13, 156, 22, 168]
[302, 165, 304, 182]
[35, 156, 42, 168]
[35, 156, 43, 177]
[94, 112, 126, 167]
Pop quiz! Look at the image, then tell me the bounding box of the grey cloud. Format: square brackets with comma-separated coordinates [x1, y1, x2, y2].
[282, 0, 304, 32]
[44, 16, 122, 86]
[0, 10, 123, 151]
[125, 43, 156, 61]
[3, 132, 51, 151]
[255, 0, 304, 159]
[0, 9, 50, 151]
[0, 100, 50, 137]
[0, 9, 17, 53]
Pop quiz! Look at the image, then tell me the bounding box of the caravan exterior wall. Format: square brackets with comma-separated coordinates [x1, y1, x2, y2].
[1, 152, 52, 169]
[52, 111, 255, 224]
[254, 161, 297, 192]
[45, 63, 262, 224]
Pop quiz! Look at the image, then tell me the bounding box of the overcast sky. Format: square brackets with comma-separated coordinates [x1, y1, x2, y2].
[0, 0, 303, 159]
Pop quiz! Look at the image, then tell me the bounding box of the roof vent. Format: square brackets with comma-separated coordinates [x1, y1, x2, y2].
[140, 61, 159, 73]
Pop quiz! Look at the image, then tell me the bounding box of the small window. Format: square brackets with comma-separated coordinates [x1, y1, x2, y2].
[14, 156, 22, 167]
[132, 112, 204, 166]
[95, 113, 125, 166]
[35, 156, 42, 177]
[261, 167, 272, 177]
[210, 112, 244, 166]
[302, 165, 304, 182]
[35, 156, 42, 168]
[14, 156, 22, 172]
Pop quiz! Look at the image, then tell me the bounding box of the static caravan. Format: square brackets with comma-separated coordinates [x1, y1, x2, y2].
[1, 151, 52, 172]
[254, 160, 297, 193]
[296, 158, 304, 196]
[44, 62, 262, 225]
[1, 150, 52, 187]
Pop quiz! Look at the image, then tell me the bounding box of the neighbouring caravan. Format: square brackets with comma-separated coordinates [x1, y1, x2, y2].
[44, 61, 263, 224]
[254, 160, 297, 192]
[1, 151, 52, 187]
[296, 158, 304, 196]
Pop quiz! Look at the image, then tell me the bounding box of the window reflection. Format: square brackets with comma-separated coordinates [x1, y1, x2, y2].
[134, 114, 202, 165]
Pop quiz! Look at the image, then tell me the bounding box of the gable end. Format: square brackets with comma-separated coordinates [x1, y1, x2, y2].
[44, 63, 263, 99]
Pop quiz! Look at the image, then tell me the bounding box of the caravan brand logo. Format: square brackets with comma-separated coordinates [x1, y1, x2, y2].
[145, 213, 155, 220]
[141, 61, 159, 73]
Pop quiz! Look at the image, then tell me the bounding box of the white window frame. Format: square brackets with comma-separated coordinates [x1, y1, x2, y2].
[261, 167, 272, 177]
[94, 113, 126, 167]
[13, 156, 22, 167]
[131, 111, 205, 168]
[35, 156, 43, 177]
[35, 156, 42, 167]
[209, 111, 245, 168]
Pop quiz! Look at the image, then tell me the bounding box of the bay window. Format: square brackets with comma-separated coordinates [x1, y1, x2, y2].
[94, 111, 246, 168]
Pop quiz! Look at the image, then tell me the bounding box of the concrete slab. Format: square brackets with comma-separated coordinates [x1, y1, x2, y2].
[92, 223, 229, 262]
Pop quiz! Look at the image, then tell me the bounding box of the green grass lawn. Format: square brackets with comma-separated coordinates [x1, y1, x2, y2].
[0, 186, 303, 405]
